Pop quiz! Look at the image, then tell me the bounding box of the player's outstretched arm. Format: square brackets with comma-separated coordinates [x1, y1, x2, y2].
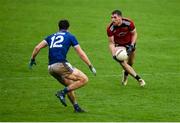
[29, 40, 47, 69]
[74, 45, 96, 75]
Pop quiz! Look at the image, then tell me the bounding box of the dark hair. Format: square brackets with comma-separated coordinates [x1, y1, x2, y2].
[58, 19, 70, 30]
[112, 10, 122, 16]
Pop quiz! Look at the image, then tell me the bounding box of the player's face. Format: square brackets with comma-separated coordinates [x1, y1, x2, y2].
[111, 14, 122, 26]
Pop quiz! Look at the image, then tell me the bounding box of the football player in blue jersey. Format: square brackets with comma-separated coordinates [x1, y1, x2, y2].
[29, 19, 96, 113]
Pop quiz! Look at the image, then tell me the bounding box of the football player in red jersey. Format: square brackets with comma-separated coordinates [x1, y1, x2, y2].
[106, 10, 145, 87]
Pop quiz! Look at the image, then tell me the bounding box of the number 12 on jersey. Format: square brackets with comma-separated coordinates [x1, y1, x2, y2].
[50, 35, 64, 48]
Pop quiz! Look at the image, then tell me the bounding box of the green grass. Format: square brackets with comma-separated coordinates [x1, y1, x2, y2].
[0, 0, 180, 121]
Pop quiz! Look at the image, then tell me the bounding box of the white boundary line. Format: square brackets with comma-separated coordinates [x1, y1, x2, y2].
[0, 72, 180, 81]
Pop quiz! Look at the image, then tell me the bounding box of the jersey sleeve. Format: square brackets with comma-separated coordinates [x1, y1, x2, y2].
[44, 35, 51, 46]
[129, 20, 135, 31]
[70, 35, 79, 47]
[106, 25, 114, 37]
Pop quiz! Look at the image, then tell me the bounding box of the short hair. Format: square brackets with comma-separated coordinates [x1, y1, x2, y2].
[112, 10, 122, 16]
[58, 19, 70, 30]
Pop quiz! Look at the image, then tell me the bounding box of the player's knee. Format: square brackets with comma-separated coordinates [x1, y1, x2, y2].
[81, 75, 88, 85]
[84, 76, 88, 83]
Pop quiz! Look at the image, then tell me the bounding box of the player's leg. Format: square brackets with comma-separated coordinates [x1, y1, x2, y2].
[52, 64, 88, 111]
[54, 76, 85, 112]
[128, 50, 136, 66]
[120, 61, 145, 87]
[122, 50, 136, 85]
[56, 69, 87, 112]
[48, 63, 73, 106]
[67, 91, 85, 112]
[55, 77, 77, 106]
[67, 91, 77, 106]
[128, 50, 145, 86]
[65, 68, 88, 91]
[120, 61, 136, 77]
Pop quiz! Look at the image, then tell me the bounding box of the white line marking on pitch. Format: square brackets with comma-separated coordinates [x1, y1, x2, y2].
[0, 72, 180, 81]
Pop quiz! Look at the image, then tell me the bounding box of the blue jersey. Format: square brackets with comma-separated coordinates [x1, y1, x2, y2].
[45, 30, 79, 65]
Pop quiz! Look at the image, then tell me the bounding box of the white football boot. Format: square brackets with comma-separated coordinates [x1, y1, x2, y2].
[138, 79, 146, 87]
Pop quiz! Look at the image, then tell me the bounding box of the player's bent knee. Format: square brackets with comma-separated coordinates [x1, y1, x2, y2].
[84, 76, 88, 83]
[81, 75, 88, 85]
[75, 68, 88, 84]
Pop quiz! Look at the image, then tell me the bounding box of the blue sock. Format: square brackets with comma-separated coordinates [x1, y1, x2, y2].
[73, 103, 80, 110]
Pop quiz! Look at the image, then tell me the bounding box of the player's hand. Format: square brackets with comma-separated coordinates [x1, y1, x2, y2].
[126, 44, 134, 55]
[89, 65, 96, 76]
[29, 58, 36, 69]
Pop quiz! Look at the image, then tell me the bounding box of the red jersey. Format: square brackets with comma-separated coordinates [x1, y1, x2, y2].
[107, 18, 135, 46]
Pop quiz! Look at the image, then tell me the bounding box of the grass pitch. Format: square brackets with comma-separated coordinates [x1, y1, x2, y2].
[0, 0, 180, 121]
